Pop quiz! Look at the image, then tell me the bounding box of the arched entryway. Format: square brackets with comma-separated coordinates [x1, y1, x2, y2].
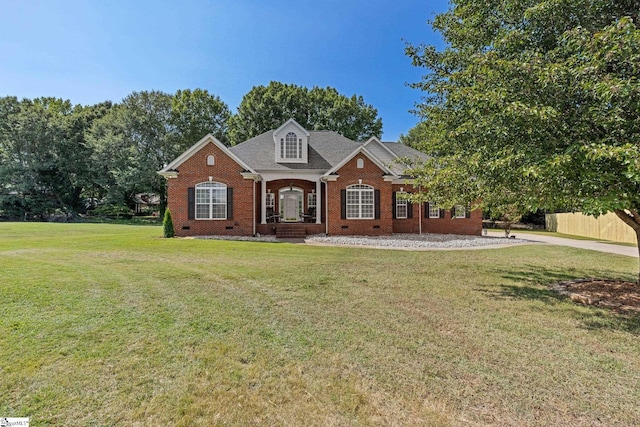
[279, 187, 303, 222]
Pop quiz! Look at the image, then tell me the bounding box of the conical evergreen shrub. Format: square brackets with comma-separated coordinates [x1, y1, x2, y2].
[163, 209, 175, 238]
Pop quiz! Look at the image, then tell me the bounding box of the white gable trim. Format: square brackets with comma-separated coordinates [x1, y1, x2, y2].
[273, 118, 310, 136]
[322, 146, 395, 178]
[158, 134, 256, 176]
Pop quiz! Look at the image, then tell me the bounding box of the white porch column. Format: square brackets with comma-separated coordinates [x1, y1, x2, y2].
[315, 179, 322, 224]
[261, 179, 267, 224]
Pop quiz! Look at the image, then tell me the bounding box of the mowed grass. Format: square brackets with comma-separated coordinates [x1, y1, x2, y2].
[1, 223, 640, 426]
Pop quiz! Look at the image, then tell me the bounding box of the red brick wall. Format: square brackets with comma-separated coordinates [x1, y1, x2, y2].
[166, 141, 255, 236]
[391, 184, 421, 234]
[327, 155, 393, 235]
[164, 142, 482, 237]
[420, 204, 483, 235]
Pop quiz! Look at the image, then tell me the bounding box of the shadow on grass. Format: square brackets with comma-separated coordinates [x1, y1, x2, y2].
[580, 311, 640, 334]
[482, 264, 640, 335]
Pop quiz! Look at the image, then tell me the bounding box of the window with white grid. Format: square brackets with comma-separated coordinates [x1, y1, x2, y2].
[396, 192, 408, 219]
[284, 132, 300, 159]
[307, 193, 316, 208]
[346, 184, 374, 219]
[429, 202, 440, 219]
[266, 193, 274, 208]
[195, 182, 226, 219]
[454, 205, 466, 218]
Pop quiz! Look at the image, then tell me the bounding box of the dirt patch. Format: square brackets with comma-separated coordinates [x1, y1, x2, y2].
[552, 279, 640, 314]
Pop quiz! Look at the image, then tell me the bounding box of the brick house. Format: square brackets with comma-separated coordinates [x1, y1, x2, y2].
[158, 119, 482, 237]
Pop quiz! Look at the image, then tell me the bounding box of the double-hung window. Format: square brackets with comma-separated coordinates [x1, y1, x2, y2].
[346, 184, 374, 219]
[454, 205, 466, 218]
[395, 192, 408, 219]
[195, 182, 227, 219]
[428, 202, 440, 219]
[307, 192, 316, 209]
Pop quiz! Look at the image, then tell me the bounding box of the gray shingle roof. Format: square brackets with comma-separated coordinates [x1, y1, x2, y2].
[228, 129, 428, 174]
[229, 130, 362, 171]
[381, 142, 430, 175]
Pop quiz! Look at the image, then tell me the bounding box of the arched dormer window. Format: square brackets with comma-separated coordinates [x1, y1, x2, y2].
[274, 119, 309, 163]
[284, 132, 301, 159]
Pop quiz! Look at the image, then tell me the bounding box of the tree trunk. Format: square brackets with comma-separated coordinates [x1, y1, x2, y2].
[637, 231, 640, 287]
[613, 209, 640, 286]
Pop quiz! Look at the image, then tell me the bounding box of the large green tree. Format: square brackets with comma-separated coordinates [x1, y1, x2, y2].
[228, 81, 383, 144]
[0, 97, 104, 219]
[88, 89, 230, 215]
[88, 91, 174, 212]
[405, 1, 640, 281]
[171, 88, 231, 146]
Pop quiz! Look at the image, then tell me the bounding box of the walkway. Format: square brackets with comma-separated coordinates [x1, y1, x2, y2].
[488, 231, 638, 258]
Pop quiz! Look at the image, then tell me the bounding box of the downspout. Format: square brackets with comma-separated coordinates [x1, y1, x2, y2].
[252, 178, 256, 236]
[323, 178, 329, 235]
[418, 185, 422, 235]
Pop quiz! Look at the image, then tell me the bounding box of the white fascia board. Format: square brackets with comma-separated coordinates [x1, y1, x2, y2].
[241, 173, 262, 181]
[158, 134, 256, 174]
[323, 146, 395, 178]
[158, 171, 178, 179]
[259, 170, 325, 181]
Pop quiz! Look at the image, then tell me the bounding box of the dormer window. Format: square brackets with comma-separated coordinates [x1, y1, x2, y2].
[274, 119, 309, 163]
[283, 132, 301, 159]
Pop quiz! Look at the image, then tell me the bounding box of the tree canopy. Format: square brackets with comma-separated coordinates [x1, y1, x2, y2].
[88, 89, 231, 214]
[0, 89, 231, 219]
[228, 81, 383, 144]
[0, 97, 108, 219]
[405, 0, 640, 277]
[1, 83, 381, 220]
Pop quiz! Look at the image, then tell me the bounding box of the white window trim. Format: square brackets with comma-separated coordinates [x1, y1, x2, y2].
[307, 192, 316, 208]
[284, 132, 300, 159]
[265, 193, 274, 208]
[346, 184, 374, 220]
[396, 192, 408, 219]
[279, 187, 304, 221]
[454, 204, 466, 218]
[428, 202, 440, 219]
[195, 182, 227, 220]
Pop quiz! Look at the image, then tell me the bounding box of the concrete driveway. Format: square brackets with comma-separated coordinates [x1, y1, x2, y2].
[488, 231, 638, 258]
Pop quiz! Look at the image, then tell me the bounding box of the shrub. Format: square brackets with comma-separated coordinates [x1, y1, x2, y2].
[163, 209, 175, 238]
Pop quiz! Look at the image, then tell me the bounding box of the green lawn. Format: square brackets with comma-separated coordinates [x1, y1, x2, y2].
[1, 223, 639, 426]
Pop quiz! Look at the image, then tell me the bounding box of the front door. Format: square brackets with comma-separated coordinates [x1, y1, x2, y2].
[282, 191, 301, 222]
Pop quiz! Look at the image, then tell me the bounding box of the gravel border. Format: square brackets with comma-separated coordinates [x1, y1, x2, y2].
[192, 235, 278, 242]
[190, 233, 528, 249]
[305, 233, 527, 249]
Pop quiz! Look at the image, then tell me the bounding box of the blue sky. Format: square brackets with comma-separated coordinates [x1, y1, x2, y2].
[0, 1, 449, 140]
